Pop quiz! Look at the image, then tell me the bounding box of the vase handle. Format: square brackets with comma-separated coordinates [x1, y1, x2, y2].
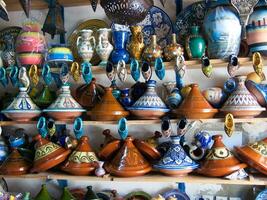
[89, 36, 96, 49]
[76, 36, 82, 48]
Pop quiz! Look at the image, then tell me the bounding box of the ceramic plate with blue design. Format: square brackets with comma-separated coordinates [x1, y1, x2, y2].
[256, 189, 267, 200]
[162, 189, 190, 200]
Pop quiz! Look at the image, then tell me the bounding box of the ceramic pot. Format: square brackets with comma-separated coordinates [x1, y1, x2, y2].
[246, 0, 267, 55]
[128, 80, 170, 119]
[246, 80, 267, 107]
[164, 33, 184, 62]
[128, 26, 145, 61]
[100, 0, 153, 25]
[88, 87, 129, 121]
[174, 84, 218, 119]
[17, 53, 43, 66]
[16, 32, 46, 53]
[47, 45, 74, 62]
[77, 29, 96, 63]
[235, 137, 267, 175]
[2, 35, 16, 67]
[96, 28, 113, 66]
[221, 76, 265, 118]
[154, 135, 199, 176]
[33, 85, 56, 109]
[111, 31, 130, 64]
[166, 88, 182, 109]
[202, 87, 227, 108]
[60, 187, 76, 200]
[186, 26, 206, 59]
[203, 0, 241, 59]
[143, 35, 162, 63]
[120, 88, 132, 107]
[197, 135, 247, 177]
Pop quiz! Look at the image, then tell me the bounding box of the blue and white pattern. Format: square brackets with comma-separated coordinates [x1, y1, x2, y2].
[256, 189, 267, 200]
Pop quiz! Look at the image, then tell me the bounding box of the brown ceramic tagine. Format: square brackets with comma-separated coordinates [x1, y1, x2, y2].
[61, 136, 99, 175]
[197, 135, 247, 177]
[174, 84, 218, 119]
[87, 87, 129, 121]
[0, 148, 31, 175]
[235, 137, 267, 175]
[31, 134, 71, 173]
[221, 75, 265, 118]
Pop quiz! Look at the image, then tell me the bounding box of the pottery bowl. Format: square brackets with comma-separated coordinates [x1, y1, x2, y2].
[43, 109, 85, 121]
[17, 53, 43, 65]
[127, 108, 170, 120]
[47, 51, 74, 62]
[2, 110, 41, 121]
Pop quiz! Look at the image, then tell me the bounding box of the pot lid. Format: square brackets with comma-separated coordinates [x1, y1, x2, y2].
[60, 187, 76, 200]
[35, 184, 53, 200]
[84, 186, 101, 200]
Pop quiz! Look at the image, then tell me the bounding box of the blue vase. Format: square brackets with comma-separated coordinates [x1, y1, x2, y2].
[203, 0, 242, 59]
[120, 88, 132, 107]
[37, 117, 47, 138]
[166, 88, 182, 109]
[111, 31, 130, 64]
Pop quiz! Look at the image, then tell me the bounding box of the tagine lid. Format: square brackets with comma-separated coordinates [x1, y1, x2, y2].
[0, 148, 31, 175]
[105, 136, 152, 177]
[2, 87, 41, 113]
[31, 134, 71, 173]
[133, 139, 161, 161]
[197, 135, 247, 177]
[235, 137, 267, 175]
[61, 136, 99, 175]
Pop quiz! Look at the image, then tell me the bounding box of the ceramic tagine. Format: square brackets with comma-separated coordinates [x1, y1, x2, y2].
[35, 184, 53, 200]
[128, 80, 170, 119]
[31, 134, 71, 173]
[174, 84, 218, 119]
[197, 135, 247, 177]
[2, 67, 41, 121]
[235, 137, 267, 175]
[221, 75, 265, 118]
[88, 87, 129, 121]
[61, 136, 99, 175]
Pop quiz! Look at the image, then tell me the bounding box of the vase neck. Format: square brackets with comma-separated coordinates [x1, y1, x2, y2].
[171, 33, 177, 44]
[151, 35, 157, 47]
[191, 26, 200, 35]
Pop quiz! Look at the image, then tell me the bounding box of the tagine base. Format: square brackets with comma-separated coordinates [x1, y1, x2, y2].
[221, 110, 265, 118]
[129, 110, 168, 120]
[61, 165, 96, 176]
[87, 111, 129, 121]
[173, 109, 218, 119]
[46, 111, 84, 121]
[4, 112, 40, 122]
[157, 169, 194, 177]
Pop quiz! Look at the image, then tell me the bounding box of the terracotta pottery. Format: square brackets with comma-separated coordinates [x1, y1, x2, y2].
[105, 136, 152, 177]
[173, 84, 218, 119]
[31, 135, 71, 173]
[235, 137, 267, 175]
[61, 136, 99, 175]
[197, 135, 247, 177]
[74, 77, 105, 110]
[221, 75, 265, 118]
[0, 148, 31, 175]
[87, 87, 129, 121]
[133, 139, 161, 161]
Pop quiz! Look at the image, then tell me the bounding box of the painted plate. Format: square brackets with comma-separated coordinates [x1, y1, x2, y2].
[162, 189, 190, 200]
[0, 26, 21, 50]
[67, 19, 109, 65]
[256, 189, 267, 200]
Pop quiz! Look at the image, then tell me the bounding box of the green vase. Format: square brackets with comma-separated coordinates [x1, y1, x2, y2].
[186, 26, 206, 59]
[34, 85, 56, 109]
[35, 184, 53, 200]
[60, 187, 76, 200]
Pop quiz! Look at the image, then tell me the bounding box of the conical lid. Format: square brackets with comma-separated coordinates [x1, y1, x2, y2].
[34, 85, 56, 108]
[61, 136, 98, 175]
[31, 135, 71, 173]
[105, 136, 151, 177]
[197, 135, 247, 177]
[60, 187, 76, 200]
[88, 87, 129, 121]
[35, 184, 53, 200]
[0, 148, 31, 175]
[19, 0, 31, 17]
[175, 84, 217, 118]
[235, 137, 267, 175]
[23, 192, 31, 200]
[84, 186, 100, 200]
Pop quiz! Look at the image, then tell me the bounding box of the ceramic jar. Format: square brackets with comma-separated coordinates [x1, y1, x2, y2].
[143, 35, 163, 63]
[77, 29, 96, 63]
[96, 28, 113, 66]
[246, 0, 267, 55]
[164, 33, 183, 61]
[111, 30, 130, 64]
[128, 26, 145, 61]
[203, 0, 242, 59]
[186, 26, 206, 59]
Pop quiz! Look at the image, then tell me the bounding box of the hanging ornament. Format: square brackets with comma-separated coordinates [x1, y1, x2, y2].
[90, 0, 98, 12]
[19, 0, 31, 18]
[224, 113, 235, 137]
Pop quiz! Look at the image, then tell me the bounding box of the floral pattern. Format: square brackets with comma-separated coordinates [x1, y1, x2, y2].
[34, 142, 61, 161]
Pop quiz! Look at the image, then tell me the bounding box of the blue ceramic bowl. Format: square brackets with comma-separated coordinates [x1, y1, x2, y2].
[47, 53, 74, 62]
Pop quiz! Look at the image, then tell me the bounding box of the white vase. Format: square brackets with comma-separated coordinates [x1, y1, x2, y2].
[77, 29, 96, 63]
[96, 28, 113, 66]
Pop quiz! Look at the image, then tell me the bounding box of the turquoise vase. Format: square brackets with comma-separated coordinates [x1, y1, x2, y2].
[186, 26, 206, 59]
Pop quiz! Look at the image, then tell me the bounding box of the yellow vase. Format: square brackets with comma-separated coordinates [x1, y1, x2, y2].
[128, 26, 145, 61]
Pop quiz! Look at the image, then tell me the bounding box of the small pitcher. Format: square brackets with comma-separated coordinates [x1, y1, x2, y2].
[77, 29, 96, 63]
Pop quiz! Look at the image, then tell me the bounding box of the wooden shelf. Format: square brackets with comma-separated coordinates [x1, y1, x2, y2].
[1, 173, 267, 185]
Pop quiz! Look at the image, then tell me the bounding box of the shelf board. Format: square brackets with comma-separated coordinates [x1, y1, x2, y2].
[1, 173, 267, 185]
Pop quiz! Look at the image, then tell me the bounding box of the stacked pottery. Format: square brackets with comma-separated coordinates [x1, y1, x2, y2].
[128, 80, 170, 119]
[235, 137, 267, 175]
[221, 76, 265, 118]
[197, 135, 247, 177]
[96, 28, 113, 66]
[174, 84, 218, 119]
[16, 20, 46, 66]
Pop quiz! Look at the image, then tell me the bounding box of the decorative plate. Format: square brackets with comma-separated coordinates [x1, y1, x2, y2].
[67, 19, 109, 65]
[175, 1, 207, 44]
[256, 189, 267, 200]
[162, 189, 190, 200]
[0, 26, 21, 50]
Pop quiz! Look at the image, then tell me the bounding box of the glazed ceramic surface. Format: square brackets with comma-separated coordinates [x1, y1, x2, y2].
[246, 80, 267, 107]
[164, 33, 183, 61]
[142, 35, 162, 63]
[203, 0, 242, 59]
[47, 45, 74, 62]
[128, 26, 145, 61]
[111, 31, 130, 64]
[77, 29, 95, 63]
[162, 189, 190, 200]
[221, 76, 265, 118]
[96, 28, 113, 65]
[255, 189, 267, 200]
[202, 87, 227, 108]
[2, 34, 16, 67]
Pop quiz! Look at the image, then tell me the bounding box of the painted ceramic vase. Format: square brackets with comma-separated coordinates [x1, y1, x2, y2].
[221, 75, 265, 118]
[120, 88, 132, 107]
[203, 0, 242, 59]
[154, 135, 199, 176]
[166, 88, 182, 109]
[111, 31, 130, 64]
[197, 135, 247, 177]
[128, 80, 170, 119]
[246, 0, 267, 55]
[246, 80, 267, 107]
[128, 26, 145, 61]
[164, 33, 184, 62]
[202, 87, 227, 108]
[77, 29, 96, 63]
[2, 87, 41, 121]
[2, 34, 16, 67]
[96, 28, 113, 66]
[43, 85, 86, 121]
[186, 26, 206, 59]
[143, 35, 163, 63]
